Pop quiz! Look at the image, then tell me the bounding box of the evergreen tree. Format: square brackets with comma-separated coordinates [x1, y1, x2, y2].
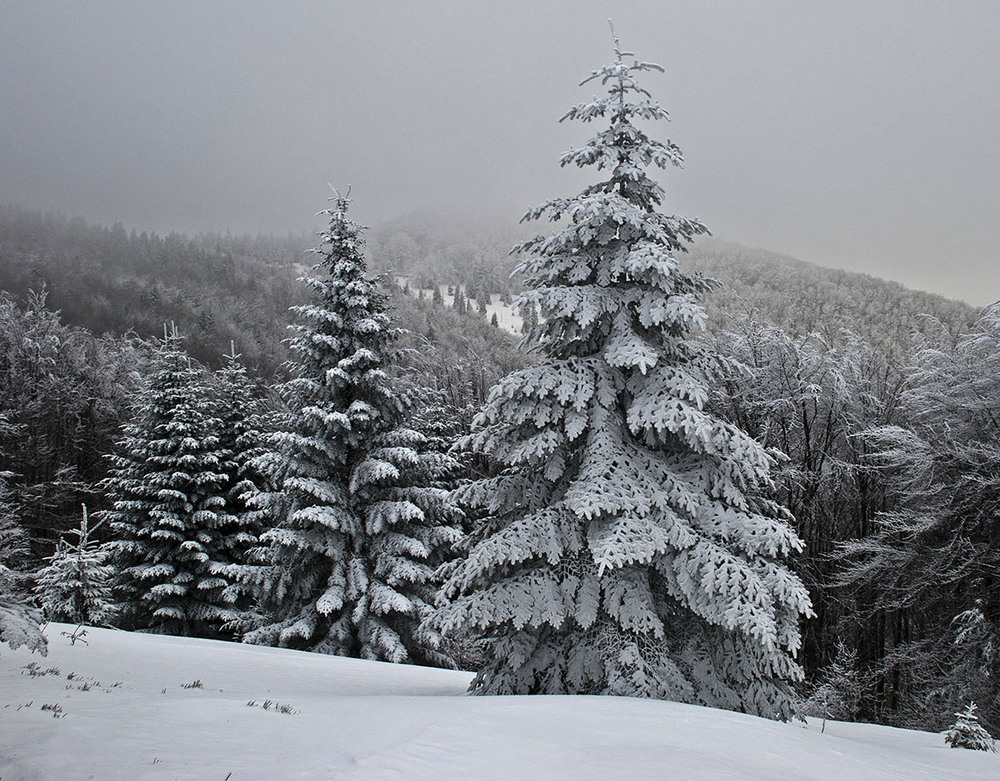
[212, 345, 269, 557]
[800, 641, 863, 723]
[241, 191, 462, 665]
[0, 466, 46, 655]
[945, 703, 997, 752]
[433, 29, 811, 718]
[34, 504, 115, 626]
[102, 329, 252, 637]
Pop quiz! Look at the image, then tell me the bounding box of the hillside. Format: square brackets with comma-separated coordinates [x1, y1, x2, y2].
[687, 239, 978, 357]
[2, 625, 997, 780]
[0, 206, 980, 378]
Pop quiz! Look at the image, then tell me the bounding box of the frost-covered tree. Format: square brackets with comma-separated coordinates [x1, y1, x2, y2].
[838, 305, 1000, 732]
[800, 641, 863, 723]
[241, 191, 462, 666]
[34, 504, 115, 626]
[0, 466, 46, 655]
[433, 29, 811, 718]
[708, 317, 904, 680]
[211, 345, 269, 555]
[102, 330, 253, 637]
[945, 703, 996, 752]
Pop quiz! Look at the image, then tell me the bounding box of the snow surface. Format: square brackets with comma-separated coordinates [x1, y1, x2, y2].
[2, 624, 997, 780]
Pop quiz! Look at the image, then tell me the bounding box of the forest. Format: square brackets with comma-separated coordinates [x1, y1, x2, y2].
[1, 39, 997, 749]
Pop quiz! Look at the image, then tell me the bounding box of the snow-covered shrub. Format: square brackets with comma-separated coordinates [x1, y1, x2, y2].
[944, 703, 996, 752]
[0, 471, 46, 656]
[800, 641, 863, 722]
[34, 505, 115, 626]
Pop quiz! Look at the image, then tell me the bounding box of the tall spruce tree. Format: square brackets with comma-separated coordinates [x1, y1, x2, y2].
[102, 329, 253, 637]
[241, 191, 462, 665]
[433, 29, 811, 718]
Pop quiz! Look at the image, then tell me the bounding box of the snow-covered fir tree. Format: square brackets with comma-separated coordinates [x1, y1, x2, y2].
[433, 28, 812, 718]
[241, 191, 462, 665]
[0, 466, 46, 655]
[102, 329, 255, 637]
[34, 504, 115, 626]
[211, 345, 269, 566]
[945, 703, 997, 752]
[800, 641, 863, 723]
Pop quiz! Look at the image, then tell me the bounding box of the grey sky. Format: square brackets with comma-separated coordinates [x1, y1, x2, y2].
[2, 1, 998, 305]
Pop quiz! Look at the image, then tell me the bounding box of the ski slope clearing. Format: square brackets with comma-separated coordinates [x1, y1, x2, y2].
[2, 624, 996, 780]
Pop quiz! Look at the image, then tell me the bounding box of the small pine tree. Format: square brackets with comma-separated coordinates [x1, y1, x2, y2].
[801, 641, 863, 724]
[490, 313, 499, 328]
[241, 190, 463, 665]
[945, 703, 997, 752]
[34, 504, 115, 626]
[212, 345, 267, 572]
[477, 292, 489, 317]
[453, 286, 466, 315]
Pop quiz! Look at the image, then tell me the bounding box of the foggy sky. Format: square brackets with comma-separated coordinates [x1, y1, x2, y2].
[2, 1, 999, 305]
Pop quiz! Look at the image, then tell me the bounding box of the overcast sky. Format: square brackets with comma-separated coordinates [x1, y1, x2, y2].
[2, 1, 998, 305]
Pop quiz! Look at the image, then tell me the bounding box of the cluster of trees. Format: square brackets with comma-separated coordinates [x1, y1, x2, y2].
[2, 36, 997, 742]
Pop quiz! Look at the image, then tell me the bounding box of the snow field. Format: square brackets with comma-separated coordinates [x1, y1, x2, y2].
[2, 624, 997, 780]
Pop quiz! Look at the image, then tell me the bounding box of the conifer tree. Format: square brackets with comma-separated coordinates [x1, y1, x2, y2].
[102, 329, 253, 637]
[34, 504, 115, 626]
[212, 345, 269, 558]
[0, 468, 46, 655]
[945, 703, 997, 752]
[241, 191, 462, 665]
[433, 28, 811, 718]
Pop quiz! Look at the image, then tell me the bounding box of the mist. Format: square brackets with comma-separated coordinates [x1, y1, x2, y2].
[2, 1, 998, 305]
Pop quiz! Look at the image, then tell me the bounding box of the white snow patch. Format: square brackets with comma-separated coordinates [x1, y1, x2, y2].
[1, 624, 997, 780]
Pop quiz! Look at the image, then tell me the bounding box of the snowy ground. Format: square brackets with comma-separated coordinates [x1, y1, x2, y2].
[2, 625, 997, 780]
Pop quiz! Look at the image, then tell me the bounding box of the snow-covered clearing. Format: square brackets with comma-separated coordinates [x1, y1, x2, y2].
[2, 624, 996, 780]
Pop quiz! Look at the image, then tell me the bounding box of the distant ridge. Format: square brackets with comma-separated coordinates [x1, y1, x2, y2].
[0, 205, 980, 375]
[685, 238, 978, 357]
